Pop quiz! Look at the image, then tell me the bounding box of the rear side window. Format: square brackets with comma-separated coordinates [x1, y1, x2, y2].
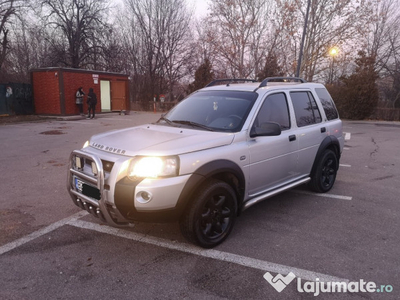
[315, 88, 339, 120]
[290, 91, 322, 127]
[256, 93, 290, 130]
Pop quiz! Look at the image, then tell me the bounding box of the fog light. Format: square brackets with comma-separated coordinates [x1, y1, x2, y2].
[136, 191, 153, 203]
[142, 192, 151, 201]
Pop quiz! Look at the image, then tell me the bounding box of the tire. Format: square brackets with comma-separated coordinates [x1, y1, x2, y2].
[179, 179, 237, 248]
[309, 149, 338, 193]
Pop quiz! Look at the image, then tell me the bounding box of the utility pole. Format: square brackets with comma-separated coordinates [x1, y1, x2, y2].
[296, 0, 311, 78]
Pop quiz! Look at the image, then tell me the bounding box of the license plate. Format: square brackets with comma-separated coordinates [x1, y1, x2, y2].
[74, 177, 101, 200]
[75, 177, 84, 192]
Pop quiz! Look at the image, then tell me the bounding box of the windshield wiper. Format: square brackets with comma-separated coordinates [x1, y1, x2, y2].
[173, 120, 214, 131]
[157, 116, 179, 127]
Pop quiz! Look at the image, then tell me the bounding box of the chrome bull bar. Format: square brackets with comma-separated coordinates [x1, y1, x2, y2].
[67, 149, 125, 226]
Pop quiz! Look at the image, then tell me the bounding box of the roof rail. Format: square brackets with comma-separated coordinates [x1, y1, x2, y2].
[259, 77, 307, 88]
[205, 78, 257, 87]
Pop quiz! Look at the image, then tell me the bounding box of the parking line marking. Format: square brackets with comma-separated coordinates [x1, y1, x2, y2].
[339, 164, 352, 167]
[344, 132, 351, 140]
[0, 211, 350, 283]
[292, 190, 352, 201]
[0, 211, 88, 256]
[68, 219, 349, 283]
[343, 147, 350, 150]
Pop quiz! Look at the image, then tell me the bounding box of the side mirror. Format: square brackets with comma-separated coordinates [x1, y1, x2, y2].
[250, 122, 281, 138]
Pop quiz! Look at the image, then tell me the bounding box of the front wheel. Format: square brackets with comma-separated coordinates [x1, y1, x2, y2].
[179, 179, 237, 248]
[309, 149, 338, 193]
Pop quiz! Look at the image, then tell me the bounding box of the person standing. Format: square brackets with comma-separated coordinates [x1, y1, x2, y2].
[86, 87, 97, 119]
[75, 87, 85, 116]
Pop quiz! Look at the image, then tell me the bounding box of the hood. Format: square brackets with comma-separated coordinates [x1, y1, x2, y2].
[88, 124, 234, 157]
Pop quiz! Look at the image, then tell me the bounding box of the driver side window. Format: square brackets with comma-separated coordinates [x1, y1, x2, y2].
[255, 93, 290, 130]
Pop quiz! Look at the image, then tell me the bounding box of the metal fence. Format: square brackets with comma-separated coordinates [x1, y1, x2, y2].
[0, 83, 33, 116]
[130, 101, 176, 113]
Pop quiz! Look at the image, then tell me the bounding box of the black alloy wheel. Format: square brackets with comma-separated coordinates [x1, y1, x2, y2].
[310, 149, 338, 193]
[179, 179, 237, 248]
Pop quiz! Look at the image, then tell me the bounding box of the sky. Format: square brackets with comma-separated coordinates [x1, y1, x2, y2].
[186, 0, 210, 18]
[114, 0, 210, 19]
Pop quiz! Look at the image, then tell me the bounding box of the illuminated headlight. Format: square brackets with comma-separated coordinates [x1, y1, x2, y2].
[83, 140, 90, 148]
[128, 156, 179, 179]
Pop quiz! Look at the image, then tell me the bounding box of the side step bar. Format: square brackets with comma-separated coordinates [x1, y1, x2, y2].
[242, 177, 311, 211]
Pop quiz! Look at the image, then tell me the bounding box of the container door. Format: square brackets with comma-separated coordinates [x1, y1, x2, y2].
[111, 81, 126, 111]
[100, 80, 111, 112]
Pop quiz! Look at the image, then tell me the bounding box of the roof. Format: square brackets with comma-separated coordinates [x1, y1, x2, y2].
[30, 67, 129, 77]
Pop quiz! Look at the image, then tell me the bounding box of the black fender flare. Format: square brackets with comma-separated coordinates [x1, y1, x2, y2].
[176, 159, 246, 215]
[310, 136, 341, 176]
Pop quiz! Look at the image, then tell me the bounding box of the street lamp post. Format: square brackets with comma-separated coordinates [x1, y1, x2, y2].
[328, 47, 339, 84]
[295, 0, 311, 78]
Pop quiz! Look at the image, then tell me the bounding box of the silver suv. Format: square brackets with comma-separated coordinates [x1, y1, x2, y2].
[67, 77, 343, 248]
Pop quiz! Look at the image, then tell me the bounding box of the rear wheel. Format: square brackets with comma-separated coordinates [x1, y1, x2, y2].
[179, 179, 237, 248]
[310, 149, 338, 193]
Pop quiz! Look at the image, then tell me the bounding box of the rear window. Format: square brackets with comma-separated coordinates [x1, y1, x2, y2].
[290, 91, 322, 127]
[315, 88, 339, 120]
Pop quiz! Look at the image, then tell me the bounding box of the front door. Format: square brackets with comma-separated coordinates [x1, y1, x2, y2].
[247, 92, 298, 196]
[111, 81, 126, 111]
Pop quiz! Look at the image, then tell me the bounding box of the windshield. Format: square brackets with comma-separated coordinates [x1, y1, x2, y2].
[160, 91, 258, 132]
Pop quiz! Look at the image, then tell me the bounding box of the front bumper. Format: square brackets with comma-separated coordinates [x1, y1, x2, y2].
[67, 150, 193, 225]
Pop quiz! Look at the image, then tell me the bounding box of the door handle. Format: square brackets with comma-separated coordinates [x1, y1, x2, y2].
[321, 127, 326, 133]
[289, 135, 296, 142]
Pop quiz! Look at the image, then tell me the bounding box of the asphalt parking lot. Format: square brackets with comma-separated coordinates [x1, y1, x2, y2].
[0, 112, 399, 299]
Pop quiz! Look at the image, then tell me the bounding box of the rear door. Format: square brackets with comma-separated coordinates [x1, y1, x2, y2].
[289, 90, 327, 175]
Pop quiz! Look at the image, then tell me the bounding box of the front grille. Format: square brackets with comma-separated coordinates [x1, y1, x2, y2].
[101, 160, 114, 173]
[85, 158, 92, 167]
[73, 155, 114, 176]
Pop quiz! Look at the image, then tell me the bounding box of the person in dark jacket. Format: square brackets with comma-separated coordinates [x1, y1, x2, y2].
[86, 88, 97, 119]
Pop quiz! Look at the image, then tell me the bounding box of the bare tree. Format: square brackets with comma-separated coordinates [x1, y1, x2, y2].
[268, 0, 302, 76]
[6, 21, 31, 81]
[39, 0, 109, 68]
[124, 0, 193, 101]
[363, 0, 399, 66]
[158, 0, 192, 100]
[295, 0, 371, 81]
[0, 0, 25, 72]
[204, 0, 272, 78]
[100, 27, 127, 73]
[372, 0, 400, 107]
